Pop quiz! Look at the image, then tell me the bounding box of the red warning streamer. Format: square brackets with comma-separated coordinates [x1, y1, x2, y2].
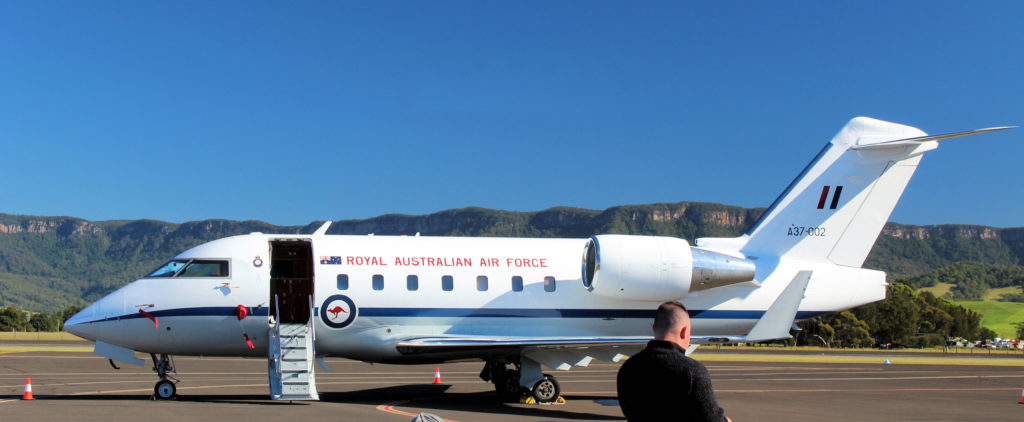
[139, 309, 158, 329]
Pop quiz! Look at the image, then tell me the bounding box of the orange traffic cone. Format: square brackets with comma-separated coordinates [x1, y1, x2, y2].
[433, 367, 442, 384]
[22, 378, 33, 400]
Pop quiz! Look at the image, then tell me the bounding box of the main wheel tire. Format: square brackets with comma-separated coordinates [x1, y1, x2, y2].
[154, 380, 176, 400]
[531, 374, 560, 403]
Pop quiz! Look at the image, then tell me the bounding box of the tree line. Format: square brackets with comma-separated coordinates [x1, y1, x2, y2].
[795, 281, 996, 348]
[0, 305, 83, 332]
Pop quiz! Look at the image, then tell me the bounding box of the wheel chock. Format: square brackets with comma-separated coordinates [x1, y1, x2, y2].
[517, 396, 566, 405]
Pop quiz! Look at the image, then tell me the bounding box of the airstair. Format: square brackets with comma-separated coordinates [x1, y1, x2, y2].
[268, 295, 319, 400]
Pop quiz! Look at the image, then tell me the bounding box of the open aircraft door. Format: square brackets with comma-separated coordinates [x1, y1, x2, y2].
[267, 240, 319, 400]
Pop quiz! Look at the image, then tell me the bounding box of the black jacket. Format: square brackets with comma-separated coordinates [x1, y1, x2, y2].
[616, 340, 727, 422]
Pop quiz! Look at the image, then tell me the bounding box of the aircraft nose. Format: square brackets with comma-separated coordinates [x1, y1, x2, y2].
[64, 289, 125, 341]
[63, 308, 90, 337]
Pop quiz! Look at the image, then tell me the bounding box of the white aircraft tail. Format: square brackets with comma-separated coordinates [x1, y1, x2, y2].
[734, 117, 1012, 267]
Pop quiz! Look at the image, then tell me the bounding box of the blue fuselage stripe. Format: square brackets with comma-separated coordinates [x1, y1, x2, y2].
[80, 306, 825, 324]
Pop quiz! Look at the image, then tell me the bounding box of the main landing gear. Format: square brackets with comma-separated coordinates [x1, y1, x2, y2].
[151, 353, 179, 400]
[480, 358, 561, 403]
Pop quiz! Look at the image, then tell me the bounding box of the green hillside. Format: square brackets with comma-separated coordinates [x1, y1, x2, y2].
[956, 301, 1024, 338]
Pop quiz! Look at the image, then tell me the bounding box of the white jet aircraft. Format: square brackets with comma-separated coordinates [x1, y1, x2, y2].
[66, 117, 1012, 402]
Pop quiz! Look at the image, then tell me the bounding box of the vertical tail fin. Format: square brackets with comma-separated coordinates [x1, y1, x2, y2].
[736, 117, 1012, 267]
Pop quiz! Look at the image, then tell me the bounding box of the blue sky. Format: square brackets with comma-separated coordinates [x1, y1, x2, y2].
[2, 2, 1022, 227]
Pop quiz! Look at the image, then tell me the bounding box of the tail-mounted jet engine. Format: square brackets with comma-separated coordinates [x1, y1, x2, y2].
[581, 234, 756, 301]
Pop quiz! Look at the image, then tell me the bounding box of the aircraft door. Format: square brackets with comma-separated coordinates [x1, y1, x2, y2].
[269, 240, 314, 324]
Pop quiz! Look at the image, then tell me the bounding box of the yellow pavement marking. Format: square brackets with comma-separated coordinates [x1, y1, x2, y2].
[694, 353, 1024, 366]
[0, 346, 93, 353]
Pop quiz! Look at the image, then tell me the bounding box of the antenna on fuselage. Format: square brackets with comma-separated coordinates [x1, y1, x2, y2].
[313, 221, 332, 236]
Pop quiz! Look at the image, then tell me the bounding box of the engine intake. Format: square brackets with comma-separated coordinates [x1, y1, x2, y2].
[582, 235, 756, 301]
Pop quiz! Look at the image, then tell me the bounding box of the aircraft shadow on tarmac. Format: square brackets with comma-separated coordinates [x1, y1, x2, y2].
[320, 386, 623, 421]
[4, 385, 623, 419]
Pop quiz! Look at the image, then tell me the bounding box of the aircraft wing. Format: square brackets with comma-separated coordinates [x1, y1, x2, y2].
[396, 336, 650, 354]
[395, 335, 762, 352]
[395, 335, 648, 369]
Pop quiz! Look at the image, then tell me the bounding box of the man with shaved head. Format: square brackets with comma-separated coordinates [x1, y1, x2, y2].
[616, 301, 729, 422]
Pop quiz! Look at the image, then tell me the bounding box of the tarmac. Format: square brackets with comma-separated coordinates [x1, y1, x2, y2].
[2, 343, 1024, 421]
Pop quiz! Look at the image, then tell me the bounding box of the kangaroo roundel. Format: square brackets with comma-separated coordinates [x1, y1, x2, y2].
[320, 294, 357, 329]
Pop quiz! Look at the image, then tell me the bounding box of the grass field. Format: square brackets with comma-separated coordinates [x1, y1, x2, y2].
[983, 286, 1023, 301]
[920, 282, 955, 298]
[957, 301, 1024, 338]
[0, 331, 83, 341]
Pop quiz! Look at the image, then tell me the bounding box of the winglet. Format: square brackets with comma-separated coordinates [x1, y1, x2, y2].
[313, 221, 332, 236]
[744, 271, 812, 342]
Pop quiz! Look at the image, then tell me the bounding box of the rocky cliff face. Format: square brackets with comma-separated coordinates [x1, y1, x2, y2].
[0, 217, 103, 236]
[323, 202, 758, 239]
[882, 223, 1002, 241]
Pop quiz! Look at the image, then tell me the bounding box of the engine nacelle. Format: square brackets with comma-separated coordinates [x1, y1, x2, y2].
[582, 234, 756, 301]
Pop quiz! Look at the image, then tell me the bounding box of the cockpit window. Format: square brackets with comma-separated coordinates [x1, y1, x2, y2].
[147, 260, 189, 278]
[180, 260, 228, 277]
[146, 259, 229, 278]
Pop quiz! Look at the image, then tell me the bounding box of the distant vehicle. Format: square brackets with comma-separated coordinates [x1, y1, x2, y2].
[65, 117, 1013, 401]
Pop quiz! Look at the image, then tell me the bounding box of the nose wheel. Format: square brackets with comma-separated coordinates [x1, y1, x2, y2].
[154, 379, 177, 399]
[150, 353, 178, 400]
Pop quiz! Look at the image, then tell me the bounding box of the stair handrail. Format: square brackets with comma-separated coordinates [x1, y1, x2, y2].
[307, 294, 316, 371]
[273, 294, 282, 378]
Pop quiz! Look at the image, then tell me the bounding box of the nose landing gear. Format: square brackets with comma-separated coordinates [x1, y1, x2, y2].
[150, 353, 179, 400]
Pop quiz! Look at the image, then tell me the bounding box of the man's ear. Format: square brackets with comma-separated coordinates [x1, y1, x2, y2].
[679, 324, 689, 339]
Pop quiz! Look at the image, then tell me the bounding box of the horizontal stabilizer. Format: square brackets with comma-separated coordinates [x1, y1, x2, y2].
[852, 126, 1015, 150]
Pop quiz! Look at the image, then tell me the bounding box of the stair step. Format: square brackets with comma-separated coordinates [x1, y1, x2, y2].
[281, 360, 308, 371]
[276, 394, 318, 401]
[282, 385, 311, 395]
[281, 372, 310, 383]
[281, 337, 307, 348]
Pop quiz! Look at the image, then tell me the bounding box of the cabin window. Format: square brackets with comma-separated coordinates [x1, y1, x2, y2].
[407, 275, 419, 291]
[442, 275, 454, 291]
[372, 274, 384, 291]
[477, 275, 488, 291]
[337, 274, 349, 290]
[145, 259, 228, 278]
[544, 276, 556, 292]
[511, 276, 523, 292]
